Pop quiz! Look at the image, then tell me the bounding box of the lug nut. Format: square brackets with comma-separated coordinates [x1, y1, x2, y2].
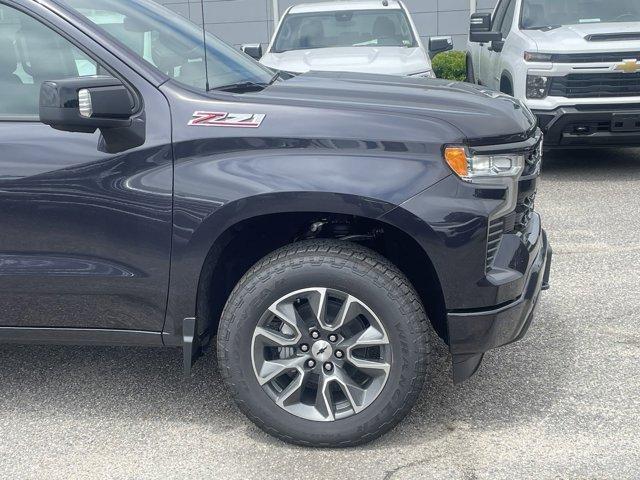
[310, 330, 320, 339]
[335, 350, 344, 359]
[300, 344, 309, 352]
[307, 359, 316, 368]
[324, 362, 333, 372]
[328, 334, 338, 343]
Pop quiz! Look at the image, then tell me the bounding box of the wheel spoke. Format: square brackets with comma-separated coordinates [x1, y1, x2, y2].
[333, 368, 367, 413]
[342, 325, 389, 350]
[256, 356, 305, 386]
[253, 326, 298, 347]
[346, 355, 390, 377]
[330, 294, 363, 331]
[314, 373, 335, 421]
[306, 287, 329, 329]
[276, 368, 308, 407]
[267, 301, 303, 340]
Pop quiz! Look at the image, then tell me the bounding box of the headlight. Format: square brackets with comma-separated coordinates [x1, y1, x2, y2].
[409, 70, 436, 78]
[444, 146, 525, 219]
[524, 52, 553, 62]
[444, 147, 524, 183]
[526, 75, 550, 99]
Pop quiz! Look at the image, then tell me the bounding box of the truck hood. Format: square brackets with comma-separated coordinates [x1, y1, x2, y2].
[260, 47, 431, 76]
[522, 22, 640, 53]
[250, 71, 536, 143]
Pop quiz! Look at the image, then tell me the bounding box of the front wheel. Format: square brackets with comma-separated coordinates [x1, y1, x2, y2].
[217, 240, 433, 447]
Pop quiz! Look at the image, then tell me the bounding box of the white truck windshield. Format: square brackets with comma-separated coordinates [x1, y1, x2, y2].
[58, 0, 273, 91]
[521, 0, 640, 29]
[273, 10, 416, 52]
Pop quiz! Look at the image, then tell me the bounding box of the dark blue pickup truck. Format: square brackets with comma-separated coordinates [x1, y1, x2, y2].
[0, 0, 551, 446]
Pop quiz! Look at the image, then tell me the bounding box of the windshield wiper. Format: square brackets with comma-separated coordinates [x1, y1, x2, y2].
[211, 80, 270, 93]
[269, 70, 284, 85]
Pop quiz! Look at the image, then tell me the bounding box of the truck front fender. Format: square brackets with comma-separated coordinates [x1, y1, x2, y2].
[163, 147, 450, 343]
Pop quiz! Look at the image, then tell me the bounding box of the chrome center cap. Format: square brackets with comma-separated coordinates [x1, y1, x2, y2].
[311, 340, 333, 362]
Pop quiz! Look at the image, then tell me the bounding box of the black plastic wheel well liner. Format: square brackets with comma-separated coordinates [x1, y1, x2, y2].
[195, 212, 447, 344]
[500, 71, 514, 95]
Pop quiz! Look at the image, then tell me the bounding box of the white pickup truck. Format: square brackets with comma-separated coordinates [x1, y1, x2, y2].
[467, 0, 640, 148]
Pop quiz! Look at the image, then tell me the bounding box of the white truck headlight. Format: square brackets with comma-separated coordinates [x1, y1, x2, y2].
[524, 52, 553, 62]
[444, 147, 524, 183]
[526, 75, 550, 99]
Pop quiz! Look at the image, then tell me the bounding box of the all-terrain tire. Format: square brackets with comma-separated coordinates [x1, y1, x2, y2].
[217, 239, 434, 447]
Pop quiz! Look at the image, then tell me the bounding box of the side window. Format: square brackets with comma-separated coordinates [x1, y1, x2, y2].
[0, 4, 107, 118]
[499, 0, 517, 38]
[492, 0, 510, 29]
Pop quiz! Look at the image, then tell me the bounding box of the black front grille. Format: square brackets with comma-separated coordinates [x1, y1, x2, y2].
[549, 73, 640, 98]
[485, 139, 540, 272]
[486, 189, 536, 272]
[550, 51, 640, 63]
[515, 193, 536, 231]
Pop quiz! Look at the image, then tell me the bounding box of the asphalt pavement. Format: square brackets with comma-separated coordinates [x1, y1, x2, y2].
[1, 148, 639, 479]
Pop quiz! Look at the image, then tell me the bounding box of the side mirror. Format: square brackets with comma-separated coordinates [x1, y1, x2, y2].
[40, 76, 144, 153]
[469, 13, 502, 43]
[241, 44, 263, 60]
[40, 76, 135, 133]
[428, 36, 453, 57]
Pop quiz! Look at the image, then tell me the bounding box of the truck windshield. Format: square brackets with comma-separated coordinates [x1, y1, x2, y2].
[521, 0, 640, 29]
[57, 0, 273, 91]
[272, 10, 416, 53]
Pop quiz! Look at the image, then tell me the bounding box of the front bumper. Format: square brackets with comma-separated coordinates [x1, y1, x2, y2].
[448, 229, 552, 383]
[534, 105, 640, 148]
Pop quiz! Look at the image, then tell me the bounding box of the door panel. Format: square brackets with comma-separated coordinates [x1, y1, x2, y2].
[486, 0, 516, 90]
[478, 0, 507, 87]
[0, 2, 173, 330]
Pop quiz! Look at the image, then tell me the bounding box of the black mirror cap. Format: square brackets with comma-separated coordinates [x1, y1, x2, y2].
[429, 36, 454, 56]
[470, 12, 492, 32]
[39, 76, 135, 133]
[469, 13, 502, 43]
[241, 44, 263, 60]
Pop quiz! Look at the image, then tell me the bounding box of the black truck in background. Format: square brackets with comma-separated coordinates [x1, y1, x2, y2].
[0, 0, 551, 446]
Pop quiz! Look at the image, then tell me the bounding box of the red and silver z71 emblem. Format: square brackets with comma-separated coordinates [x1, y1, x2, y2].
[188, 111, 266, 128]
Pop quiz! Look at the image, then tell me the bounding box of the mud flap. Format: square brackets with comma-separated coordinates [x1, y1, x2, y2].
[182, 317, 201, 378]
[452, 353, 484, 384]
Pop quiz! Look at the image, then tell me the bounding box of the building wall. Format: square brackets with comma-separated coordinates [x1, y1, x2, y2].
[155, 0, 499, 51]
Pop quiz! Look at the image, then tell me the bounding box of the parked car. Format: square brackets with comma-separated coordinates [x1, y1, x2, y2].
[467, 0, 640, 148]
[0, 0, 551, 447]
[243, 0, 453, 78]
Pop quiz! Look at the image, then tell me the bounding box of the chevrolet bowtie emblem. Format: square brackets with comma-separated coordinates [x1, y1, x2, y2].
[614, 59, 640, 74]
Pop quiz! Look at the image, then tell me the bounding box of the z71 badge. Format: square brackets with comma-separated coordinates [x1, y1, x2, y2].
[188, 111, 266, 128]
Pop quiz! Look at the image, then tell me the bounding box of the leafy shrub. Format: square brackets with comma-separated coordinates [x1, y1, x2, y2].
[432, 50, 468, 82]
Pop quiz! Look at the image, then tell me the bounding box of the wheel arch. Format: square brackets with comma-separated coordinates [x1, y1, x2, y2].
[163, 192, 448, 346]
[500, 70, 515, 95]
